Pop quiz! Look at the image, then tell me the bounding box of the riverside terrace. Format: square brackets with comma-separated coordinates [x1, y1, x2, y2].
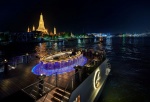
[0, 48, 107, 102]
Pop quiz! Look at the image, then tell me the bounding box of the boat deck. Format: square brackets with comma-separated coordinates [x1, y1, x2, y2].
[0, 59, 39, 102]
[0, 58, 76, 102]
[0, 49, 106, 102]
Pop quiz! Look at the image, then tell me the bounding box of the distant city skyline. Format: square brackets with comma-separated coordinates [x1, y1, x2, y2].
[0, 0, 150, 34]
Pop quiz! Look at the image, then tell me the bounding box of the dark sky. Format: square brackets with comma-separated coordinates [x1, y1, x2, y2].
[0, 0, 150, 34]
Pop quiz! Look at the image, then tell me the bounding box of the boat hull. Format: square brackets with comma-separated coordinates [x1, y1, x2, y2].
[69, 59, 111, 102]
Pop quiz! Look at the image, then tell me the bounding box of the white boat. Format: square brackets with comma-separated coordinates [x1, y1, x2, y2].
[22, 48, 111, 102]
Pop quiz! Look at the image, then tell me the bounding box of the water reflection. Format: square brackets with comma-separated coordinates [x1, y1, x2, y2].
[122, 36, 126, 46]
[121, 37, 126, 52]
[105, 37, 112, 51]
[77, 39, 81, 44]
[133, 37, 138, 45]
[127, 37, 139, 45]
[128, 37, 132, 44]
[98, 37, 150, 102]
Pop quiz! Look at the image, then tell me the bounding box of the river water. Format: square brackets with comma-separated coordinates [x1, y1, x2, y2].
[98, 37, 150, 102]
[0, 37, 150, 102]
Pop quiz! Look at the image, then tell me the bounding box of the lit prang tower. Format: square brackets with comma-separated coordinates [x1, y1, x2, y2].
[36, 13, 48, 34]
[54, 26, 56, 34]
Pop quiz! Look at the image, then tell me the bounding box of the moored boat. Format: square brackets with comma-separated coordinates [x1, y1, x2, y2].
[22, 47, 111, 102]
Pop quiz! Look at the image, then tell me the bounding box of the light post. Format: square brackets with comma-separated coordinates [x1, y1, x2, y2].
[4, 59, 8, 75]
[37, 74, 46, 95]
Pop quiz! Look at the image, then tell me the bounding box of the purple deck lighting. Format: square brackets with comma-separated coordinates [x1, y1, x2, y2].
[32, 53, 87, 76]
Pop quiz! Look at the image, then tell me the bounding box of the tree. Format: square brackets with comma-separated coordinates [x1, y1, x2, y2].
[35, 43, 48, 61]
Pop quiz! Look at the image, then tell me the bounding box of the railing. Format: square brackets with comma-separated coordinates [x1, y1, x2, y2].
[37, 73, 57, 102]
[32, 49, 107, 102]
[54, 53, 106, 102]
[8, 53, 37, 66]
[37, 70, 78, 102]
[60, 71, 80, 102]
[22, 72, 57, 101]
[0, 53, 37, 72]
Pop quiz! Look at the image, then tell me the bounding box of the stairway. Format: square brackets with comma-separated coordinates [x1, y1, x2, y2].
[51, 88, 70, 102]
[23, 82, 55, 100]
[36, 87, 71, 102]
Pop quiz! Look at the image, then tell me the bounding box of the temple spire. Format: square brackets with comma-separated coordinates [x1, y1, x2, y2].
[27, 26, 30, 32]
[36, 13, 48, 34]
[54, 26, 56, 34]
[32, 25, 35, 31]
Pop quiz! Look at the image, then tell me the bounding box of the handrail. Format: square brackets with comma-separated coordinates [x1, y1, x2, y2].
[60, 57, 104, 101]
[22, 79, 41, 91]
[22, 72, 57, 101]
[38, 50, 106, 102]
[60, 70, 80, 102]
[42, 93, 49, 102]
[38, 72, 58, 102]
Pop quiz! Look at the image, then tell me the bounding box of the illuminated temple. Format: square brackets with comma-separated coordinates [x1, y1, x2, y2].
[27, 13, 48, 34]
[36, 13, 48, 33]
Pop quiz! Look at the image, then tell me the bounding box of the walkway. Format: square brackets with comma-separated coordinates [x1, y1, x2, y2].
[0, 58, 39, 102]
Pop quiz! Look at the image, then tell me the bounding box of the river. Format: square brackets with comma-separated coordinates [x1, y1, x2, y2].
[0, 37, 150, 102]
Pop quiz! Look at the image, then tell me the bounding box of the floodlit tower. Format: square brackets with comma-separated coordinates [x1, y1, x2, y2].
[32, 25, 35, 31]
[36, 13, 48, 34]
[54, 26, 56, 34]
[27, 27, 30, 32]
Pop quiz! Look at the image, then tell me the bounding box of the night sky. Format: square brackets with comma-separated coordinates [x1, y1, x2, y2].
[0, 0, 150, 34]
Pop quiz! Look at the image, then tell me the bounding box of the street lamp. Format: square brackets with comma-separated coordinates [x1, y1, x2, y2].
[37, 74, 46, 95]
[4, 59, 8, 75]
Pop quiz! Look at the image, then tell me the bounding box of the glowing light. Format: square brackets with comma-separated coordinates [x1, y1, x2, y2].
[36, 13, 48, 34]
[4, 59, 7, 62]
[93, 68, 101, 89]
[32, 54, 87, 76]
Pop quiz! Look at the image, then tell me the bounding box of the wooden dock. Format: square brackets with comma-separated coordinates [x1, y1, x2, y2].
[0, 59, 39, 102]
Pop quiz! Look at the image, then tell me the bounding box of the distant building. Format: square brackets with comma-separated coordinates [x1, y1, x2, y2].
[27, 13, 48, 34]
[54, 26, 56, 35]
[27, 27, 30, 32]
[32, 25, 35, 31]
[36, 13, 48, 34]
